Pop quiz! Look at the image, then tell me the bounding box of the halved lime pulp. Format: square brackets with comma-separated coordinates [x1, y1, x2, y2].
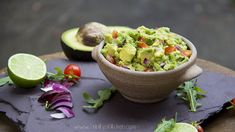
[171, 123, 197, 132]
[8, 53, 47, 88]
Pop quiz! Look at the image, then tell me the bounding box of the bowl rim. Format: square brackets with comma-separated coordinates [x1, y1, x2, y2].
[96, 33, 197, 76]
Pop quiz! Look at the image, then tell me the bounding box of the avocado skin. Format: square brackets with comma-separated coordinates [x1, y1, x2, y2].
[61, 39, 94, 61]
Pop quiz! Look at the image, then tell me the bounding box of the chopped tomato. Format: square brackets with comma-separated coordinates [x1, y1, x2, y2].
[138, 42, 148, 48]
[112, 30, 118, 39]
[64, 64, 81, 81]
[231, 98, 235, 104]
[181, 50, 192, 57]
[196, 125, 204, 132]
[164, 46, 176, 55]
[106, 55, 115, 64]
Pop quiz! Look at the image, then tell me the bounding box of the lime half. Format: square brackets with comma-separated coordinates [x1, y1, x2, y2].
[171, 123, 197, 132]
[7, 53, 47, 88]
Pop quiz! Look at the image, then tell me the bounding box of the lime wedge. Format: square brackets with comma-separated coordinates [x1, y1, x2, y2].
[171, 123, 197, 132]
[7, 53, 47, 88]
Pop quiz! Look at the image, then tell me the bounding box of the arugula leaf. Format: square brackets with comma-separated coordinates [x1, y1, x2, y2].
[0, 76, 13, 87]
[176, 80, 206, 112]
[154, 118, 176, 132]
[82, 87, 116, 109]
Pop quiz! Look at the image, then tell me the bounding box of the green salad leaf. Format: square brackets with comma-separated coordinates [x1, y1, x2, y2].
[0, 76, 13, 87]
[176, 80, 206, 112]
[83, 87, 116, 109]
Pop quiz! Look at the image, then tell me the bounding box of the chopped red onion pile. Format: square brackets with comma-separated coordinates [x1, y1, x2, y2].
[38, 83, 75, 119]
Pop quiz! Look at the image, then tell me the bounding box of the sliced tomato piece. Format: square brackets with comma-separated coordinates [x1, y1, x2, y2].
[112, 30, 118, 39]
[181, 50, 192, 57]
[138, 42, 148, 48]
[164, 46, 176, 55]
[231, 98, 235, 104]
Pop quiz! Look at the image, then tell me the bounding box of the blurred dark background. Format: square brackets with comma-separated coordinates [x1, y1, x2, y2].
[1, 0, 235, 70]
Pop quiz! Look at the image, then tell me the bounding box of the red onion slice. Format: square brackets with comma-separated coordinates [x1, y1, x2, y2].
[39, 82, 75, 119]
[49, 101, 73, 109]
[56, 107, 75, 118]
[49, 94, 72, 107]
[38, 90, 65, 103]
[144, 58, 148, 64]
[50, 113, 66, 119]
[41, 83, 71, 93]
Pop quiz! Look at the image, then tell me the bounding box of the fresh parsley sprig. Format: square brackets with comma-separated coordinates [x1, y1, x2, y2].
[176, 80, 206, 112]
[82, 87, 116, 109]
[47, 67, 79, 82]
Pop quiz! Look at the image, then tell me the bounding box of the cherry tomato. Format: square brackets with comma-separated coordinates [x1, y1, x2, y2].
[164, 46, 176, 55]
[138, 42, 148, 48]
[64, 64, 81, 80]
[231, 98, 235, 104]
[112, 30, 118, 39]
[196, 125, 204, 132]
[181, 50, 192, 57]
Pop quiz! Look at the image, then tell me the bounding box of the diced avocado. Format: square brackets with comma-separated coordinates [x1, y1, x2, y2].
[152, 40, 162, 46]
[101, 26, 191, 72]
[115, 34, 126, 46]
[134, 63, 146, 71]
[127, 30, 139, 40]
[163, 62, 176, 70]
[117, 61, 135, 71]
[104, 34, 113, 44]
[137, 48, 155, 65]
[154, 47, 164, 57]
[156, 27, 170, 33]
[101, 44, 118, 57]
[119, 44, 136, 62]
[153, 63, 163, 71]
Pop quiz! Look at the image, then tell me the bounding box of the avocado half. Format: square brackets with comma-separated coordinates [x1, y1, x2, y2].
[61, 26, 131, 61]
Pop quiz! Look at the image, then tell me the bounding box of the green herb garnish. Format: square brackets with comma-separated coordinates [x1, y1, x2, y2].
[82, 87, 116, 109]
[176, 80, 206, 112]
[0, 76, 13, 87]
[226, 98, 235, 110]
[154, 114, 177, 132]
[226, 105, 235, 110]
[47, 67, 79, 82]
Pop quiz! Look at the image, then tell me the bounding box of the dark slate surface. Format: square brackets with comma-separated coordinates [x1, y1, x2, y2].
[0, 59, 235, 132]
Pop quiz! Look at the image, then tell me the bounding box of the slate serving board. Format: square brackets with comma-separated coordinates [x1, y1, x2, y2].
[0, 59, 235, 132]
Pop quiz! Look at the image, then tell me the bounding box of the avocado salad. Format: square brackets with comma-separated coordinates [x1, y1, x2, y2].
[101, 26, 192, 72]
